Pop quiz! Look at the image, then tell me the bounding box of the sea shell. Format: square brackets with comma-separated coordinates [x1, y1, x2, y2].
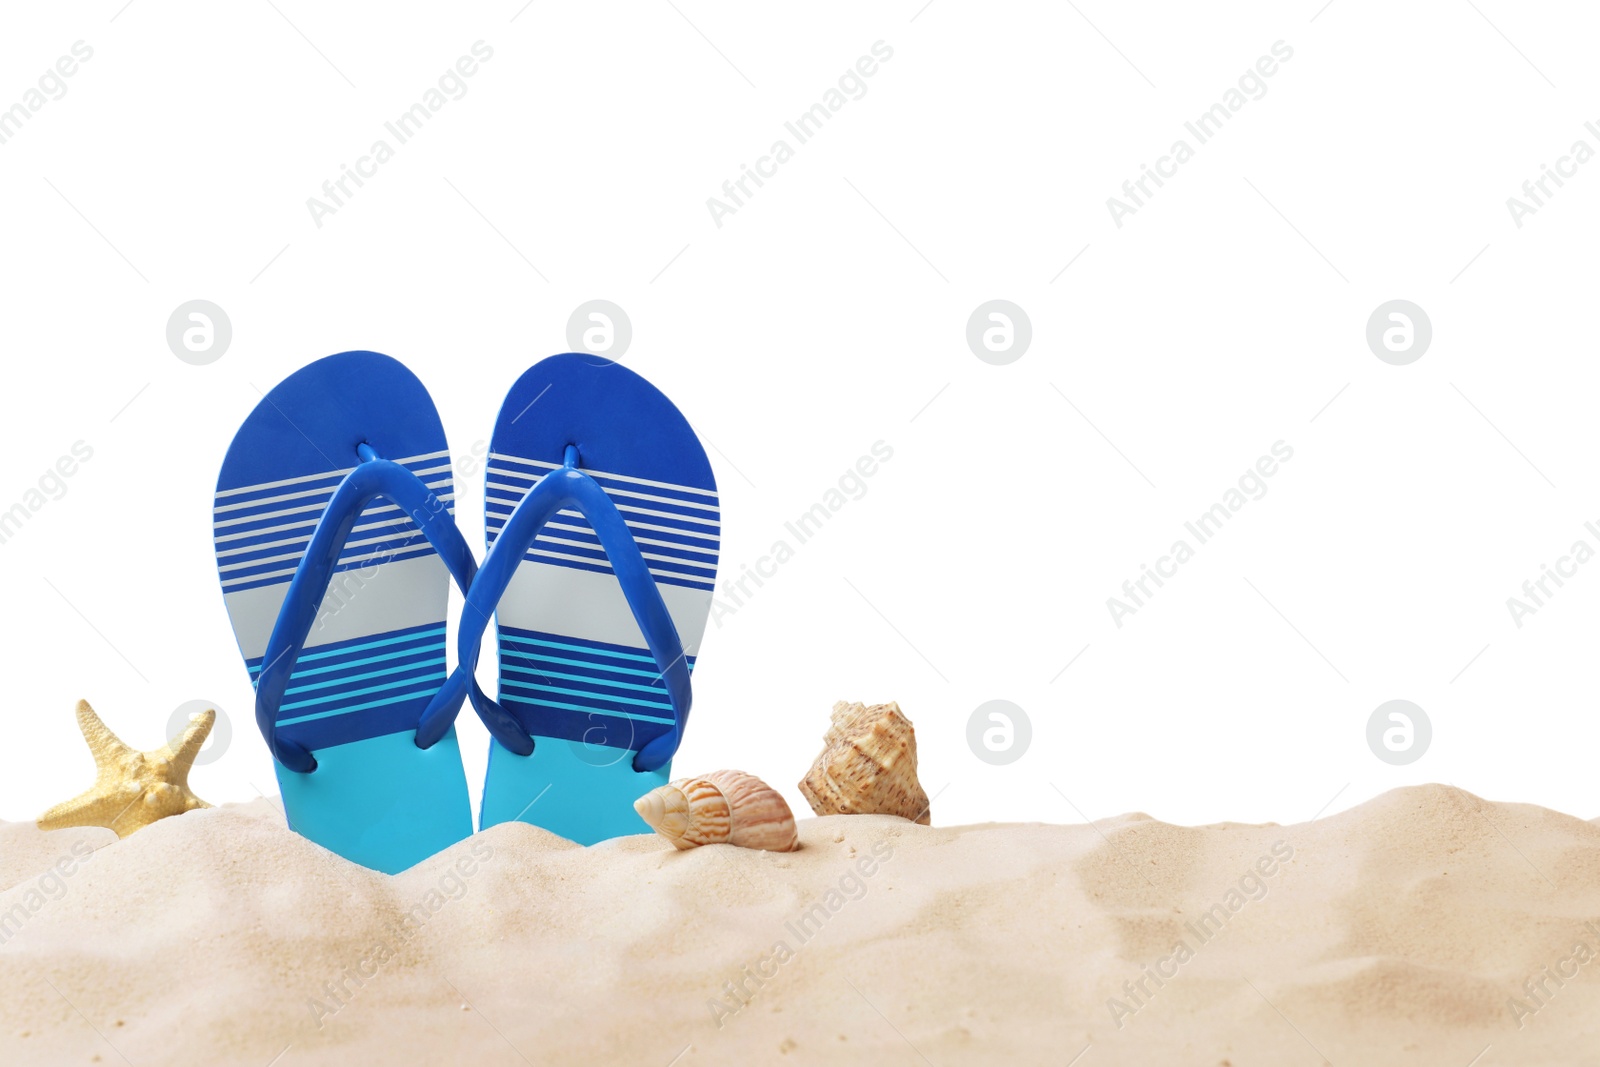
[798, 700, 930, 825]
[634, 770, 799, 852]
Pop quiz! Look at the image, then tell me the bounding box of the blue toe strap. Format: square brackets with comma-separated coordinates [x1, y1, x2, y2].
[256, 448, 484, 773]
[453, 446, 692, 773]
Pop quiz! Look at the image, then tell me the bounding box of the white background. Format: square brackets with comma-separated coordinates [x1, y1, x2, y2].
[1, 1, 1596, 834]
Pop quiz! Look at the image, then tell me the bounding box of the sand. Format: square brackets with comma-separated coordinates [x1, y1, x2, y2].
[2, 785, 1598, 1066]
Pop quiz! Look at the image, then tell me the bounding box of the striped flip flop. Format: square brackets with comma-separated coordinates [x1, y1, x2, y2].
[213, 351, 482, 873]
[456, 354, 720, 844]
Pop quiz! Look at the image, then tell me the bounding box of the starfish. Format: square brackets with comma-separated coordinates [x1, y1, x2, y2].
[37, 699, 213, 838]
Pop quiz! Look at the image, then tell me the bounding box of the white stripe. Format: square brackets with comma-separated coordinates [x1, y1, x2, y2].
[214, 483, 453, 530]
[496, 563, 713, 657]
[221, 554, 448, 659]
[486, 510, 720, 546]
[523, 533, 715, 570]
[215, 514, 322, 544]
[487, 454, 718, 498]
[544, 516, 718, 544]
[215, 497, 454, 540]
[519, 547, 714, 585]
[486, 513, 721, 547]
[216, 470, 452, 518]
[483, 477, 719, 515]
[215, 492, 456, 533]
[485, 499, 719, 531]
[218, 528, 430, 574]
[220, 542, 440, 589]
[214, 450, 450, 499]
[538, 520, 719, 552]
[216, 512, 422, 558]
[214, 463, 452, 515]
[216, 500, 339, 530]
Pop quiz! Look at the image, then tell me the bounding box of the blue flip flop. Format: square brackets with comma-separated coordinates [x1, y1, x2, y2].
[213, 351, 482, 873]
[455, 354, 721, 844]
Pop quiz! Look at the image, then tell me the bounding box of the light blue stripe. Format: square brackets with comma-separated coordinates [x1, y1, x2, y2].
[496, 688, 676, 726]
[275, 686, 443, 727]
[279, 671, 445, 712]
[271, 643, 445, 681]
[498, 649, 667, 680]
[500, 663, 672, 696]
[500, 647, 698, 678]
[499, 633, 654, 665]
[248, 625, 446, 673]
[283, 657, 444, 698]
[499, 678, 671, 712]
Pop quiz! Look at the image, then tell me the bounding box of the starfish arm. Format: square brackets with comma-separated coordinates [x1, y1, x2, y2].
[76, 700, 133, 772]
[42, 703, 211, 839]
[37, 787, 142, 832]
[166, 708, 216, 772]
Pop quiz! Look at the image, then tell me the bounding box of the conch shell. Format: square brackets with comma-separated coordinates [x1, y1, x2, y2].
[799, 700, 930, 825]
[634, 770, 799, 852]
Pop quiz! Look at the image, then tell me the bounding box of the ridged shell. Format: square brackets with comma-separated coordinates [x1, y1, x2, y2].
[634, 770, 799, 851]
[798, 700, 931, 825]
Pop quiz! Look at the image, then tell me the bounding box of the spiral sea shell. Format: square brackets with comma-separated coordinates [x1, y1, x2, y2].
[799, 700, 931, 825]
[634, 770, 799, 852]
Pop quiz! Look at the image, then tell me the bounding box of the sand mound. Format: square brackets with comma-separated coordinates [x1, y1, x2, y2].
[2, 786, 1599, 1065]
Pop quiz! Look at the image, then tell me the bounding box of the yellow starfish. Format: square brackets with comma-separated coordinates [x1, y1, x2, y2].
[37, 699, 213, 838]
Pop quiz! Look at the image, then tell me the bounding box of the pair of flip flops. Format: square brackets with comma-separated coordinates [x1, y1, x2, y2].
[213, 352, 719, 873]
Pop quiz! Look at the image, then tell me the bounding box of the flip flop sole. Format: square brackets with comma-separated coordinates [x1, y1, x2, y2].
[214, 351, 472, 872]
[479, 355, 719, 842]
